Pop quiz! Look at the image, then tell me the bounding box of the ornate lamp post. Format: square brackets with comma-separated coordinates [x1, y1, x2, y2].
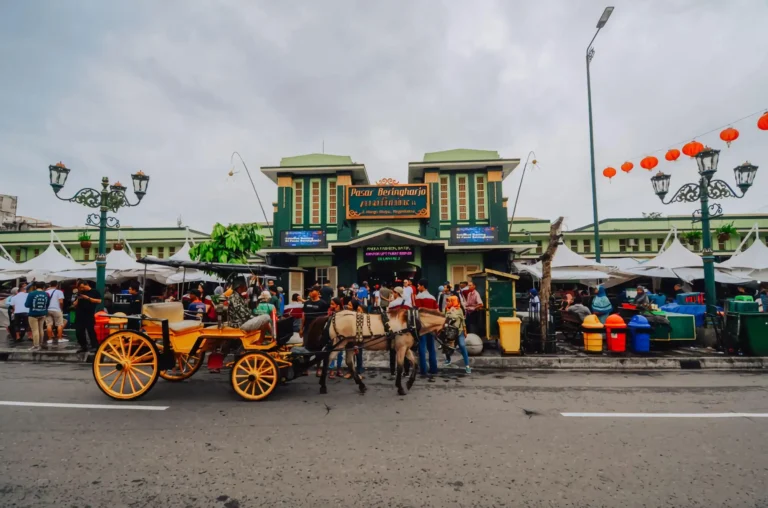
[48, 162, 150, 300]
[650, 149, 758, 317]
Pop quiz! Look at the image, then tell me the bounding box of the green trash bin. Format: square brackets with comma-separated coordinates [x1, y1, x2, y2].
[741, 313, 768, 356]
[725, 299, 760, 313]
[734, 295, 754, 302]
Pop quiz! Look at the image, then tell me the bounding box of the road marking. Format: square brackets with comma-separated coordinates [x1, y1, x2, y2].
[561, 412, 768, 418]
[0, 401, 168, 411]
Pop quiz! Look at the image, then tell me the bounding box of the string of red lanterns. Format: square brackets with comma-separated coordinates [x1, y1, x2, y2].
[602, 109, 767, 181]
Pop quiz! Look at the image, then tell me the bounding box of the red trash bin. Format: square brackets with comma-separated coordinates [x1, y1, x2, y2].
[604, 314, 627, 352]
[95, 311, 110, 343]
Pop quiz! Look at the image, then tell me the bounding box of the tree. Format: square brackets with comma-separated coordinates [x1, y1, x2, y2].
[189, 223, 264, 264]
[539, 216, 564, 351]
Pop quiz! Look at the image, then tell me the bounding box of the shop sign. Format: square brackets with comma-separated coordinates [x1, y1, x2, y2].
[346, 184, 429, 220]
[450, 226, 498, 245]
[281, 230, 327, 248]
[363, 245, 415, 263]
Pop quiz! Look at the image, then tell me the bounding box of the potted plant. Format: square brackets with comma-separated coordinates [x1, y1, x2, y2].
[682, 230, 702, 249]
[78, 231, 92, 249]
[715, 222, 737, 243]
[112, 240, 124, 251]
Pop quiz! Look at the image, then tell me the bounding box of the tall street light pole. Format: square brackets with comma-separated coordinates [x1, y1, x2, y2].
[586, 6, 614, 262]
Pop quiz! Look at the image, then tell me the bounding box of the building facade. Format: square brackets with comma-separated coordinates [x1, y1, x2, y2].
[261, 149, 534, 296]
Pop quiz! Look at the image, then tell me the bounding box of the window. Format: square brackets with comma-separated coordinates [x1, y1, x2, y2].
[644, 238, 652, 252]
[169, 246, 176, 256]
[570, 240, 578, 252]
[15, 249, 21, 262]
[439, 175, 450, 221]
[718, 237, 727, 251]
[599, 238, 604, 253]
[316, 267, 330, 286]
[619, 239, 627, 253]
[632, 238, 640, 252]
[310, 180, 321, 225]
[451, 265, 481, 284]
[293, 180, 304, 225]
[327, 179, 337, 224]
[289, 270, 304, 298]
[475, 175, 487, 220]
[536, 241, 543, 255]
[457, 175, 468, 220]
[657, 238, 664, 251]
[147, 247, 153, 256]
[84, 249, 90, 261]
[583, 239, 591, 253]
[135, 247, 142, 260]
[33, 248, 39, 258]
[158, 247, 165, 259]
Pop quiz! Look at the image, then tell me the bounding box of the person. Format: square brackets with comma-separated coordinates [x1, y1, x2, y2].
[759, 287, 768, 313]
[378, 286, 392, 312]
[673, 283, 685, 298]
[25, 281, 49, 351]
[301, 289, 330, 340]
[652, 288, 667, 307]
[127, 281, 143, 316]
[253, 290, 277, 316]
[567, 294, 592, 322]
[357, 282, 370, 311]
[276, 286, 285, 315]
[414, 279, 438, 379]
[6, 287, 18, 339]
[437, 285, 448, 312]
[459, 281, 470, 302]
[388, 287, 408, 310]
[372, 284, 381, 308]
[401, 279, 415, 308]
[444, 295, 471, 374]
[528, 288, 541, 315]
[284, 293, 305, 332]
[185, 289, 207, 320]
[634, 286, 650, 309]
[464, 281, 484, 335]
[45, 281, 66, 346]
[559, 292, 573, 311]
[10, 282, 30, 342]
[103, 286, 115, 314]
[223, 279, 252, 328]
[591, 285, 613, 324]
[320, 281, 334, 304]
[73, 280, 101, 353]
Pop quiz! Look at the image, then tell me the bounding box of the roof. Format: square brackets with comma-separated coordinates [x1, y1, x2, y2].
[422, 149, 500, 163]
[279, 154, 354, 167]
[261, 153, 369, 184]
[408, 148, 520, 182]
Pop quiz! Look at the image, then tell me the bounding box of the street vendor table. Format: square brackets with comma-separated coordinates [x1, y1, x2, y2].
[650, 311, 696, 341]
[660, 303, 707, 328]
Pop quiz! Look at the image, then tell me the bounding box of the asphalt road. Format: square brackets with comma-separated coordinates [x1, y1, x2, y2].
[0, 364, 767, 508]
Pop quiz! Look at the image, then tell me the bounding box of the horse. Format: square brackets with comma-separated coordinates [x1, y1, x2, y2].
[303, 308, 447, 396]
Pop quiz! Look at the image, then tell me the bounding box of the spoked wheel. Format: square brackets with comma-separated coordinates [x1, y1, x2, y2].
[230, 353, 278, 401]
[93, 331, 159, 400]
[156, 343, 205, 382]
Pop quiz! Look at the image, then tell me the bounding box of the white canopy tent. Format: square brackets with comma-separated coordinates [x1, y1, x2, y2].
[515, 242, 631, 284]
[49, 247, 147, 282]
[626, 231, 749, 285]
[132, 241, 224, 285]
[719, 225, 768, 282]
[0, 234, 80, 281]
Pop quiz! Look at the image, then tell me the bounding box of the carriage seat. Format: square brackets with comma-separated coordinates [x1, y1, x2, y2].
[142, 302, 203, 334]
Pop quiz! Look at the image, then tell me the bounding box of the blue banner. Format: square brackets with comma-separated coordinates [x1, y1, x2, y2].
[281, 230, 327, 248]
[450, 226, 498, 245]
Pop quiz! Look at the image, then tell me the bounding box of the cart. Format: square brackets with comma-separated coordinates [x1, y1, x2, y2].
[91, 259, 320, 402]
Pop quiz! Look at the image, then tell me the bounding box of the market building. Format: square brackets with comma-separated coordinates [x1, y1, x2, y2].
[261, 149, 534, 295]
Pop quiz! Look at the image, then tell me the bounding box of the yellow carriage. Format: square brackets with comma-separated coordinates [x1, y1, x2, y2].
[91, 260, 309, 402]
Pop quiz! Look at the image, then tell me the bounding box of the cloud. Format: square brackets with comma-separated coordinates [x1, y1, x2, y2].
[1, 0, 766, 233]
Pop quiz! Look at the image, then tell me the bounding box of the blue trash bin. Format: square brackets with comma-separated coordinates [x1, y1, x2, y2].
[628, 315, 652, 353]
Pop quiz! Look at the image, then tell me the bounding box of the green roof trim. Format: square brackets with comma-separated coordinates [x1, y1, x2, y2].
[422, 149, 500, 163]
[280, 154, 354, 167]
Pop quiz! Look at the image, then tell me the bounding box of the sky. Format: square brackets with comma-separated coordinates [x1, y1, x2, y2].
[1, 0, 767, 234]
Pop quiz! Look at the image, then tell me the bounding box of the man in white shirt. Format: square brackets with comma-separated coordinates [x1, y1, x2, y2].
[45, 280, 67, 346]
[10, 282, 30, 341]
[401, 279, 415, 308]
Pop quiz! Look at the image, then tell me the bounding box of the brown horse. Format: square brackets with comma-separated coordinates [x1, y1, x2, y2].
[304, 309, 446, 396]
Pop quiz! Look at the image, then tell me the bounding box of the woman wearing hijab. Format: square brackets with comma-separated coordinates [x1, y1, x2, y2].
[591, 285, 613, 324]
[444, 296, 471, 374]
[634, 286, 650, 309]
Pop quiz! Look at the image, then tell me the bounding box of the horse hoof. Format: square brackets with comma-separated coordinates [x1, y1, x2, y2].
[398, 388, 407, 396]
[358, 383, 367, 394]
[319, 386, 327, 395]
[406, 380, 415, 390]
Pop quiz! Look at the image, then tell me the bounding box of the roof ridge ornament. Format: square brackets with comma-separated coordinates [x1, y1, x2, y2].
[375, 177, 400, 185]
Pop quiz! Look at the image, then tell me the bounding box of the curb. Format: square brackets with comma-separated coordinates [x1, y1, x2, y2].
[1, 348, 767, 370]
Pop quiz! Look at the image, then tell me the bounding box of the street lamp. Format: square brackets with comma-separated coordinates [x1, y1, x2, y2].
[586, 6, 614, 262]
[650, 148, 758, 318]
[49, 163, 150, 302]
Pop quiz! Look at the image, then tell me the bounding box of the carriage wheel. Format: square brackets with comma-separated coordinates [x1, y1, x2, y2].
[230, 353, 278, 401]
[93, 331, 159, 400]
[156, 343, 205, 382]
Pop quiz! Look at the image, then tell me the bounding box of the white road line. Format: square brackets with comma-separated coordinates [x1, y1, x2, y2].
[561, 412, 768, 418]
[0, 401, 168, 411]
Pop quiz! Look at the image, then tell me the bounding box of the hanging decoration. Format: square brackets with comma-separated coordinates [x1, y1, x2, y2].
[758, 112, 768, 131]
[719, 127, 739, 147]
[620, 161, 633, 173]
[682, 140, 704, 158]
[664, 149, 680, 162]
[640, 156, 658, 171]
[602, 167, 616, 181]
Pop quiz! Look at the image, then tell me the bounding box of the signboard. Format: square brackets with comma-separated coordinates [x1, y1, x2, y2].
[450, 226, 498, 245]
[363, 246, 415, 263]
[281, 230, 327, 248]
[346, 184, 429, 220]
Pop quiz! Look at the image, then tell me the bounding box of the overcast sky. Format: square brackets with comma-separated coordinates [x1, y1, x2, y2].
[2, 0, 767, 234]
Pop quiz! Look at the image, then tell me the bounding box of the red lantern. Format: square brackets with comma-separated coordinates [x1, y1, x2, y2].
[758, 112, 768, 131]
[620, 161, 633, 173]
[665, 149, 680, 162]
[682, 140, 704, 158]
[603, 167, 617, 181]
[720, 127, 739, 147]
[640, 156, 658, 171]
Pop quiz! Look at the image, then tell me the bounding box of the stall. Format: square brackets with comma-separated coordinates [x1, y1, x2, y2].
[468, 269, 518, 341]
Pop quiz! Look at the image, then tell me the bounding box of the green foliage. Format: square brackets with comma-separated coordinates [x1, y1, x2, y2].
[682, 230, 702, 244]
[189, 223, 264, 264]
[715, 222, 738, 237]
[77, 231, 92, 241]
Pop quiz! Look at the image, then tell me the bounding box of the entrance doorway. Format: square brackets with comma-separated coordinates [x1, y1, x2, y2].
[357, 261, 421, 287]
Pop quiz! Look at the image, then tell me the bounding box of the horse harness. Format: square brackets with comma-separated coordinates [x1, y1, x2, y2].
[325, 309, 422, 350]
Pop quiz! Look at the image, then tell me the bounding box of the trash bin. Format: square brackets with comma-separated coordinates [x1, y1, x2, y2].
[497, 317, 521, 355]
[725, 299, 759, 313]
[734, 295, 754, 302]
[581, 315, 604, 353]
[604, 314, 627, 352]
[95, 311, 111, 344]
[741, 313, 768, 356]
[628, 315, 651, 353]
